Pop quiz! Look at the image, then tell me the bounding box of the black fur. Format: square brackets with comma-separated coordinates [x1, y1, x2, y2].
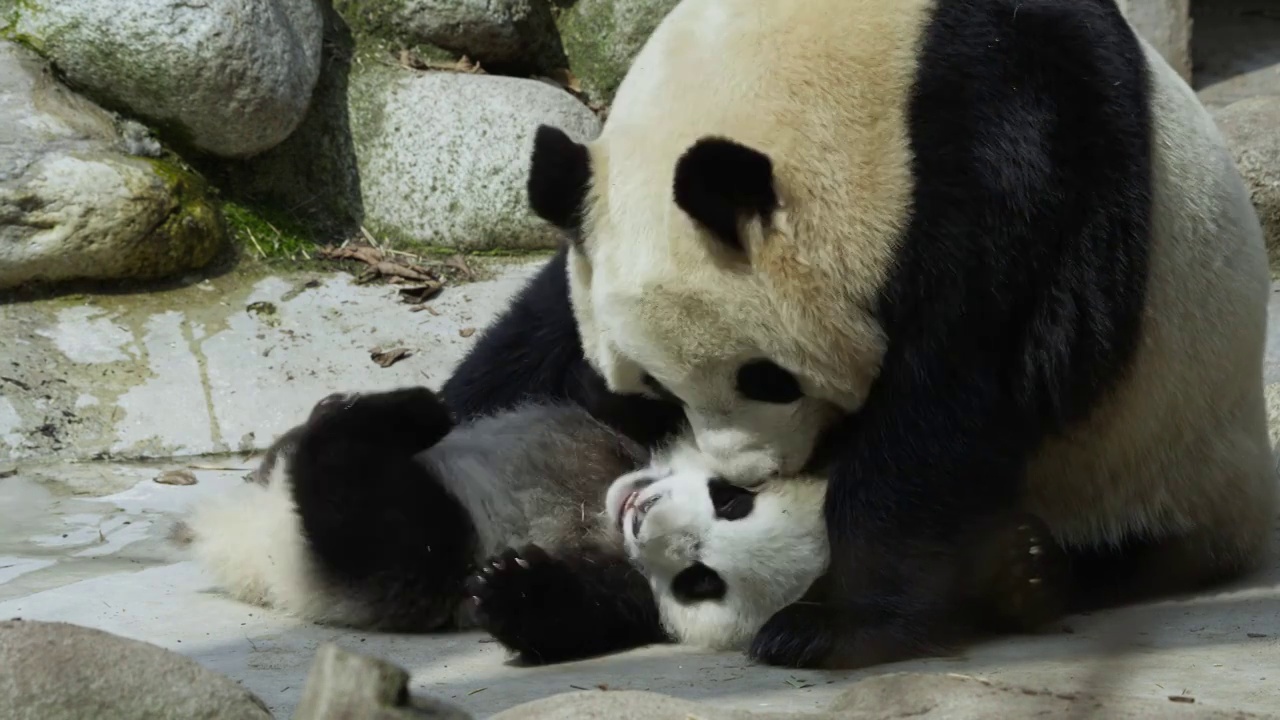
[467, 544, 668, 664]
[528, 125, 592, 236]
[752, 0, 1155, 668]
[673, 137, 779, 251]
[440, 246, 686, 449]
[288, 388, 475, 632]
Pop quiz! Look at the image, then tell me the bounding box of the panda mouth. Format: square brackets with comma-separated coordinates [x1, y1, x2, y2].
[627, 492, 662, 537]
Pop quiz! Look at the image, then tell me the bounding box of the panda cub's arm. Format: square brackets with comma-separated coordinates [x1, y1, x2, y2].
[467, 543, 669, 665]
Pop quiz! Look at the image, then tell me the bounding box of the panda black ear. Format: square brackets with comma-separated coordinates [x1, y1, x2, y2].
[527, 125, 592, 234]
[673, 137, 778, 252]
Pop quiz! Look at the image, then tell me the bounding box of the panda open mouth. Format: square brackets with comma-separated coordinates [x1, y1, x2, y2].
[626, 492, 662, 537]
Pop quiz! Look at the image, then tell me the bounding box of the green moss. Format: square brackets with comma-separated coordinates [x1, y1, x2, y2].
[2, 0, 46, 50]
[140, 158, 227, 276]
[555, 0, 677, 105]
[333, 0, 462, 71]
[221, 201, 316, 262]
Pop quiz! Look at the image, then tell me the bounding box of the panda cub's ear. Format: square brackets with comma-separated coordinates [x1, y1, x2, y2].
[673, 137, 778, 253]
[527, 125, 592, 234]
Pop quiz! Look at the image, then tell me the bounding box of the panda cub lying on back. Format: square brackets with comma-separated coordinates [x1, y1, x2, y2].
[178, 386, 834, 661]
[178, 387, 1059, 663]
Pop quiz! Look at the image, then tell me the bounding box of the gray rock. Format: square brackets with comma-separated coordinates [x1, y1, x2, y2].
[0, 41, 225, 291]
[554, 0, 680, 105]
[351, 67, 600, 250]
[337, 0, 566, 74]
[1116, 0, 1192, 81]
[218, 2, 364, 236]
[12, 0, 325, 158]
[1212, 96, 1280, 278]
[0, 619, 272, 720]
[489, 673, 1264, 719]
[295, 643, 473, 719]
[1191, 0, 1280, 110]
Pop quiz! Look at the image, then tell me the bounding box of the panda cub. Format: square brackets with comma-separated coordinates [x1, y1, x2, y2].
[176, 386, 837, 663]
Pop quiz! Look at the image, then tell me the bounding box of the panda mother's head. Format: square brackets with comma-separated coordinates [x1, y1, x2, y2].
[528, 117, 895, 480]
[604, 441, 829, 650]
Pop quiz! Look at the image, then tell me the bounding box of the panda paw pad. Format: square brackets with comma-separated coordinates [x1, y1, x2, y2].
[467, 545, 564, 649]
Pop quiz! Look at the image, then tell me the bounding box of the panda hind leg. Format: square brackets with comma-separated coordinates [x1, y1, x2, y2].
[1064, 529, 1265, 614]
[286, 386, 474, 632]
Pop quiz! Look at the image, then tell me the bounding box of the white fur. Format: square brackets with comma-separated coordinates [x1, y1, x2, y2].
[181, 459, 379, 628]
[606, 440, 829, 650]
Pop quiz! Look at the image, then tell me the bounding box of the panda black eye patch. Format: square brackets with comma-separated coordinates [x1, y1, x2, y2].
[671, 562, 727, 604]
[708, 477, 755, 520]
[735, 360, 803, 404]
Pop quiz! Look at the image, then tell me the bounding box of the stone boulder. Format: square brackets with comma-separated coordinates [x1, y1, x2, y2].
[350, 67, 600, 250]
[1212, 96, 1280, 278]
[554, 0, 680, 105]
[0, 619, 272, 720]
[0, 41, 225, 291]
[336, 0, 567, 75]
[489, 673, 1265, 719]
[1115, 0, 1192, 81]
[11, 0, 325, 158]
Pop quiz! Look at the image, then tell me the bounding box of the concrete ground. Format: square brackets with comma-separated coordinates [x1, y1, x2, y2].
[1, 256, 1279, 719]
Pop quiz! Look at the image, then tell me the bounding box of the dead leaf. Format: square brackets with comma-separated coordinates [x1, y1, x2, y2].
[155, 469, 198, 486]
[399, 284, 444, 304]
[371, 347, 412, 368]
[319, 245, 384, 265]
[459, 327, 476, 338]
[321, 244, 440, 286]
[443, 254, 474, 280]
[372, 262, 435, 283]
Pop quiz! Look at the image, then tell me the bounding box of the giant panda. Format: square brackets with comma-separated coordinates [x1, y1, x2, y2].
[440, 0, 1277, 669]
[177, 386, 1060, 663]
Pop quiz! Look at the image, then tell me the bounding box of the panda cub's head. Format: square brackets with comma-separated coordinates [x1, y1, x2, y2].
[604, 441, 829, 651]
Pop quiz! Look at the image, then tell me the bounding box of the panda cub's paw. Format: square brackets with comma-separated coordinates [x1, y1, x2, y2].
[467, 545, 573, 661]
[979, 512, 1071, 632]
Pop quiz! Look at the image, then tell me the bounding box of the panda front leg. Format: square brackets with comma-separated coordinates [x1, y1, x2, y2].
[440, 246, 685, 447]
[749, 366, 1057, 669]
[441, 247, 586, 420]
[466, 544, 669, 664]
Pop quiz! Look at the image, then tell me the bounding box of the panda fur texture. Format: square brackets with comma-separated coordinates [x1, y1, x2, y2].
[178, 387, 855, 662]
[442, 0, 1276, 669]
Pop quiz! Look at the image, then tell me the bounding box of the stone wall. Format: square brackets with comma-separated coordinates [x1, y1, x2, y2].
[2, 0, 1278, 292]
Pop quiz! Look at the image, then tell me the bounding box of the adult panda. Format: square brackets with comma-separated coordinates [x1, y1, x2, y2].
[441, 0, 1276, 668]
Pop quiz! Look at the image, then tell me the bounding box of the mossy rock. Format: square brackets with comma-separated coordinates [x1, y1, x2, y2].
[554, 0, 679, 105]
[333, 0, 567, 76]
[0, 40, 228, 292]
